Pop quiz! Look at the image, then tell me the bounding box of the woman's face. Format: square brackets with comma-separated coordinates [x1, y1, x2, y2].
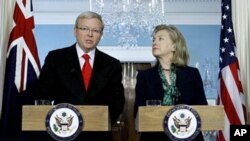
[74, 18, 102, 52]
[152, 30, 175, 59]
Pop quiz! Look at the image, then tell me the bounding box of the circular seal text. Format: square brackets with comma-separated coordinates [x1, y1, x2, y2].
[45, 103, 83, 141]
[163, 104, 201, 141]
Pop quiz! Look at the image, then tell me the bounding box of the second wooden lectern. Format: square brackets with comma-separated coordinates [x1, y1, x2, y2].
[136, 105, 224, 132]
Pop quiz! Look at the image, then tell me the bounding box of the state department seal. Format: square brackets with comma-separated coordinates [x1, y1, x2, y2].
[45, 103, 83, 141]
[163, 104, 201, 141]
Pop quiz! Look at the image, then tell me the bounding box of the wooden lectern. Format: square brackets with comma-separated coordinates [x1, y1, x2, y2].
[22, 105, 110, 131]
[136, 105, 224, 132]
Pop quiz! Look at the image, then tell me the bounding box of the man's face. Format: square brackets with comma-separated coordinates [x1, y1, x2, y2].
[74, 18, 103, 52]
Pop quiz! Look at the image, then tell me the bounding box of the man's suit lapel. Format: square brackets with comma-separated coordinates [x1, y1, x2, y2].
[87, 49, 103, 93]
[65, 45, 86, 95]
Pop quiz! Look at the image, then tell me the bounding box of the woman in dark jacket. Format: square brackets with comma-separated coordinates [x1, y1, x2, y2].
[134, 24, 208, 141]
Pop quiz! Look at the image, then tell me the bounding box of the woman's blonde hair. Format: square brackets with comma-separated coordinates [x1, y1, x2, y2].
[153, 24, 189, 66]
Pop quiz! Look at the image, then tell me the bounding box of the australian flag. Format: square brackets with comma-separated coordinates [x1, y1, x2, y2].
[0, 0, 40, 141]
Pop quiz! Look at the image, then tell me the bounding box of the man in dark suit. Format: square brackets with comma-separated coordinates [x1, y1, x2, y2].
[24, 11, 125, 141]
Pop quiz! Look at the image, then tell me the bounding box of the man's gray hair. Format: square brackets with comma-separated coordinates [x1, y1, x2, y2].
[75, 11, 104, 33]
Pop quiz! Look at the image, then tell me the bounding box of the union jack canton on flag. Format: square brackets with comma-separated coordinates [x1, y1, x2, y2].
[0, 0, 40, 141]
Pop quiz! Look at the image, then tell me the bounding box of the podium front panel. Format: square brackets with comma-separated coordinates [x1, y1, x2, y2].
[22, 105, 110, 131]
[136, 105, 224, 132]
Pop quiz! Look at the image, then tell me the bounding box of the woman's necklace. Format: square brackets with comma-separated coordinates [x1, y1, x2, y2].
[162, 68, 170, 71]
